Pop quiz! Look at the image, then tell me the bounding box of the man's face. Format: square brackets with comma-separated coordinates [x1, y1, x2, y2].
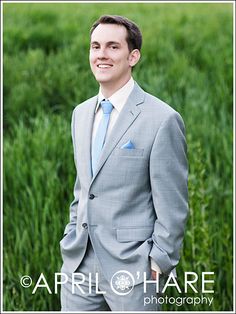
[89, 23, 137, 88]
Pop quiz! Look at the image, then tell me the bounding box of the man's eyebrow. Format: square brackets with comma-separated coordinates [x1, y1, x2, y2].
[90, 41, 121, 46]
[106, 41, 121, 46]
[90, 41, 100, 45]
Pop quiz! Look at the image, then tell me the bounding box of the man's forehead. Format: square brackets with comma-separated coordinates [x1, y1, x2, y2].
[91, 23, 127, 42]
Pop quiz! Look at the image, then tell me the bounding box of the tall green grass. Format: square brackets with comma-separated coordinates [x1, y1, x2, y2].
[3, 2, 233, 311]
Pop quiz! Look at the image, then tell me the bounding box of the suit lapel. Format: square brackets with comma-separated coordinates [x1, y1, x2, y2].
[90, 83, 145, 183]
[81, 96, 97, 183]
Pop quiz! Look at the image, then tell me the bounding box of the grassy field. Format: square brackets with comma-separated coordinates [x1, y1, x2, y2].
[3, 2, 233, 311]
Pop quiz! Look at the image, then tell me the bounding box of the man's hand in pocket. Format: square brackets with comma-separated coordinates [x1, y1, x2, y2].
[151, 270, 157, 280]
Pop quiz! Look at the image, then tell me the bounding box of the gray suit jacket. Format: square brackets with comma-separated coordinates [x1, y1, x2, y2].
[60, 82, 188, 284]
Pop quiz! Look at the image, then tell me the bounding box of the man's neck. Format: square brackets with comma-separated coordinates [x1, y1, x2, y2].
[100, 76, 132, 99]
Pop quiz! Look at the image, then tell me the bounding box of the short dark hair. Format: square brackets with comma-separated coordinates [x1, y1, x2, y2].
[90, 15, 142, 52]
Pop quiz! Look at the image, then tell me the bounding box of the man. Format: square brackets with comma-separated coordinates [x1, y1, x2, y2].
[60, 15, 188, 311]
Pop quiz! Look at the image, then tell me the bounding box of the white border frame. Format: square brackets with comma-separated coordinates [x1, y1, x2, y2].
[0, 1, 235, 313]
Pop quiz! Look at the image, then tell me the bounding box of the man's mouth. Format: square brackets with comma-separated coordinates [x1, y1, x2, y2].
[97, 64, 113, 68]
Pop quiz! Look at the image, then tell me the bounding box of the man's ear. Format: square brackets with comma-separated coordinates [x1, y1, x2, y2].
[129, 49, 141, 67]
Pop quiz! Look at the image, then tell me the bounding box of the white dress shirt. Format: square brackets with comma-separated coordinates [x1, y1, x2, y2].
[92, 77, 134, 143]
[92, 76, 162, 275]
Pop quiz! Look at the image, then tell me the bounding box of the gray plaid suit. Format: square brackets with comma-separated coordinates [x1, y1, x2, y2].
[60, 82, 188, 310]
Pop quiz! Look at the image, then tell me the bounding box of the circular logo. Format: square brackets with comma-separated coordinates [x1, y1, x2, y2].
[110, 270, 135, 295]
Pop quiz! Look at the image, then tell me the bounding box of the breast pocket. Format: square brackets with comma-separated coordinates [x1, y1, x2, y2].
[113, 148, 144, 157]
[104, 147, 148, 189]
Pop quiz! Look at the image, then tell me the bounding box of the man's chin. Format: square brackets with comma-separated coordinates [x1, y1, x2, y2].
[95, 76, 113, 84]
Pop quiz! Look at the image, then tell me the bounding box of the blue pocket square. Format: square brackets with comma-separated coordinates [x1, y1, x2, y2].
[121, 140, 135, 149]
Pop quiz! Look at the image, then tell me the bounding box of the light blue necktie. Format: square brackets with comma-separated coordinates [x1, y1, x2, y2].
[91, 100, 113, 176]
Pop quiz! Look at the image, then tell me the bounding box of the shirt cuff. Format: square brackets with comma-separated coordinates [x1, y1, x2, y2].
[151, 258, 162, 274]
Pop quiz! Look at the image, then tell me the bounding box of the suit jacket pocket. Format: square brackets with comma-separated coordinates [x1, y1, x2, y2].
[116, 226, 153, 242]
[60, 228, 76, 245]
[113, 148, 144, 157]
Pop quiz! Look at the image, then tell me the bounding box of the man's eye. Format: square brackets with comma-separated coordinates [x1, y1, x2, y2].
[92, 46, 99, 50]
[111, 46, 118, 49]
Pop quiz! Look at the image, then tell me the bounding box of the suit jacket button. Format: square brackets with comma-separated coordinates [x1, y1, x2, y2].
[82, 223, 88, 229]
[89, 194, 95, 199]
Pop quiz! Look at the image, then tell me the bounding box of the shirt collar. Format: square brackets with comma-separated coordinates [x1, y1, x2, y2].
[95, 77, 134, 113]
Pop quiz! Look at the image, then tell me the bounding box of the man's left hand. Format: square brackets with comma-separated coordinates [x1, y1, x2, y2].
[151, 270, 157, 280]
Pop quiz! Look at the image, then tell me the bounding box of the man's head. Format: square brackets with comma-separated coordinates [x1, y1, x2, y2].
[89, 15, 142, 95]
[90, 15, 142, 52]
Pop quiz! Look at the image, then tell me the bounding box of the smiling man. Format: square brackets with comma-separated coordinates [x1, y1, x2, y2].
[89, 22, 140, 97]
[60, 15, 188, 311]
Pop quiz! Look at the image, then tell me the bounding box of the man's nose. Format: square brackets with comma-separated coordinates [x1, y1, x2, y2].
[97, 47, 108, 59]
